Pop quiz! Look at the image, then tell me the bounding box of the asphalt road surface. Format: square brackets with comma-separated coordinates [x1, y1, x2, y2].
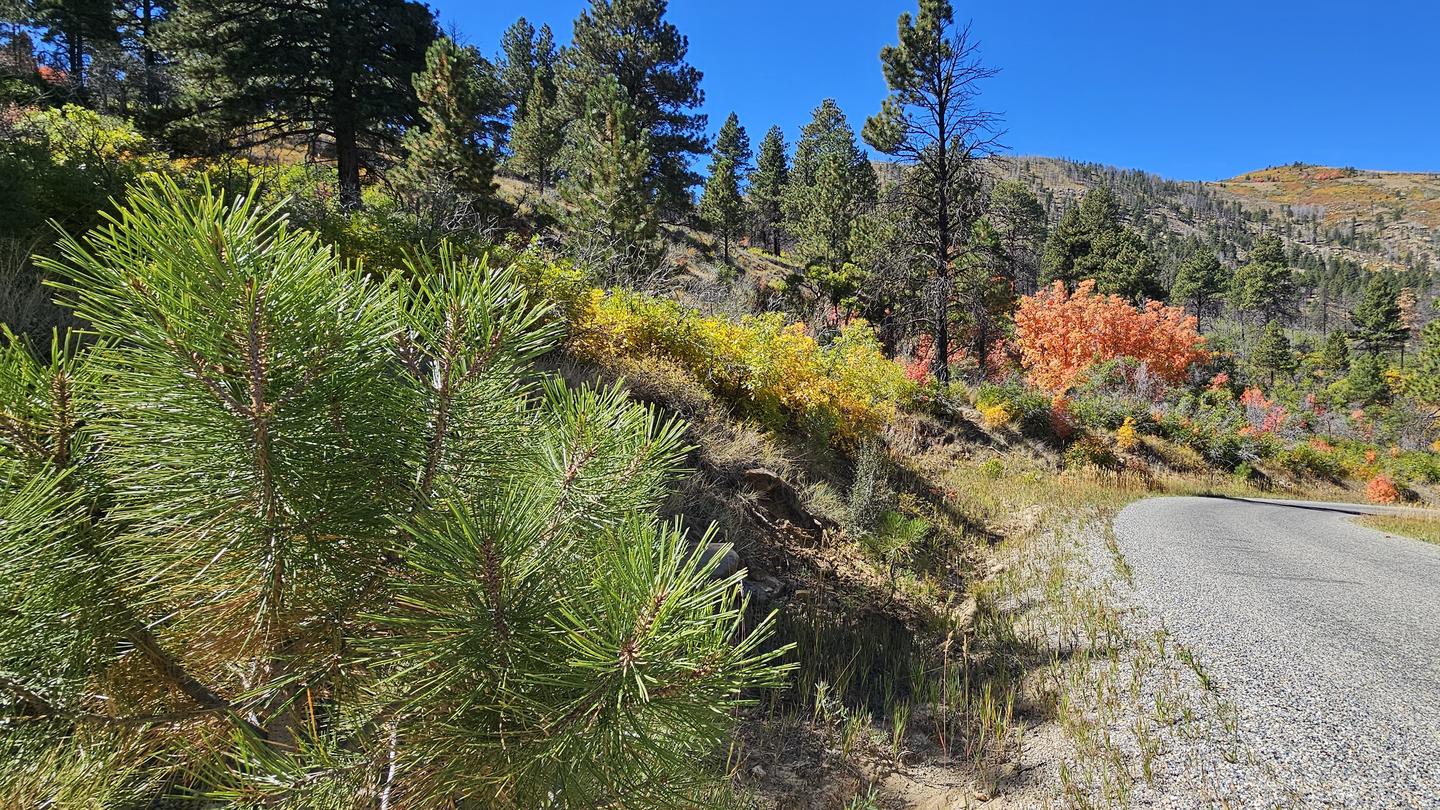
[1113, 496, 1440, 807]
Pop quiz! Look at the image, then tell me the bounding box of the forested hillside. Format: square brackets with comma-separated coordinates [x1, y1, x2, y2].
[995, 156, 1440, 319]
[1, 0, 1438, 807]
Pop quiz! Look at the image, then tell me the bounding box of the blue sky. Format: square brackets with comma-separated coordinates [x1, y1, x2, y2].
[435, 1, 1440, 181]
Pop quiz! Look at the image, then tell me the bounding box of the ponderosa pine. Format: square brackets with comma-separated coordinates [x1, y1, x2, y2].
[0, 177, 787, 806]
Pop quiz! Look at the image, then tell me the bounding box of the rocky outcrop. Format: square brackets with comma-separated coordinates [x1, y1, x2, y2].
[741, 467, 836, 546]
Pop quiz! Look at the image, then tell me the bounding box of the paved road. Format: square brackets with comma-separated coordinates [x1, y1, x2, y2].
[1113, 496, 1440, 807]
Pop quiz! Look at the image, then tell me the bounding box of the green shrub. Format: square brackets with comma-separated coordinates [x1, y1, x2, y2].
[1062, 435, 1119, 471]
[1277, 442, 1343, 480]
[0, 104, 161, 243]
[975, 380, 1053, 436]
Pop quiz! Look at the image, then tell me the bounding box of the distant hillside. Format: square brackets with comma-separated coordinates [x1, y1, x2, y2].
[1216, 164, 1440, 270]
[988, 157, 1440, 304]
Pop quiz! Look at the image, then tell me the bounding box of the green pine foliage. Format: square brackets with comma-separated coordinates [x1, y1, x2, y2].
[170, 0, 437, 208]
[1228, 234, 1296, 326]
[747, 125, 790, 255]
[497, 17, 558, 120]
[1412, 320, 1440, 406]
[1253, 321, 1296, 386]
[392, 36, 505, 220]
[1170, 246, 1227, 328]
[863, 0, 999, 382]
[699, 113, 750, 262]
[986, 179, 1048, 296]
[1320, 328, 1352, 375]
[31, 0, 117, 98]
[1351, 271, 1407, 355]
[563, 0, 707, 217]
[1040, 186, 1162, 301]
[0, 178, 788, 807]
[507, 66, 565, 196]
[1346, 351, 1389, 404]
[559, 76, 664, 282]
[784, 99, 877, 305]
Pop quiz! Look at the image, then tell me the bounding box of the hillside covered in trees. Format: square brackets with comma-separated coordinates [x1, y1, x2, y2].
[1, 0, 1438, 807]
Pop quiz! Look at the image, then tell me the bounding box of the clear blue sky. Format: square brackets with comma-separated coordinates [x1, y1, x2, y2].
[435, 0, 1440, 181]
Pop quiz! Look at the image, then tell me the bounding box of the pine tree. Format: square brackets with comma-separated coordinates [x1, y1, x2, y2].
[1170, 247, 1227, 329]
[960, 216, 1017, 376]
[1411, 319, 1440, 408]
[1228, 234, 1295, 330]
[560, 75, 663, 281]
[785, 99, 877, 307]
[563, 0, 706, 217]
[700, 160, 743, 263]
[497, 17, 557, 123]
[863, 0, 998, 382]
[170, 0, 437, 209]
[1397, 286, 1419, 368]
[113, 0, 172, 113]
[699, 112, 749, 262]
[508, 67, 564, 195]
[32, 0, 116, 101]
[392, 36, 505, 219]
[712, 111, 752, 173]
[1351, 271, 1406, 356]
[1252, 320, 1295, 388]
[1040, 186, 1162, 302]
[1346, 351, 1388, 404]
[1040, 205, 1086, 287]
[986, 179, 1047, 296]
[1320, 328, 1351, 376]
[1, 177, 787, 806]
[748, 125, 789, 255]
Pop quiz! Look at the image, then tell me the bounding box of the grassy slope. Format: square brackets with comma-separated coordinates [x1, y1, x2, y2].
[1355, 512, 1440, 545]
[1217, 164, 1440, 230]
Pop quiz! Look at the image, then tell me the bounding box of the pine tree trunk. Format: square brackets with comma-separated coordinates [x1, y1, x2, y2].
[932, 125, 951, 385]
[335, 119, 362, 211]
[142, 0, 157, 108]
[68, 29, 86, 102]
[328, 3, 362, 211]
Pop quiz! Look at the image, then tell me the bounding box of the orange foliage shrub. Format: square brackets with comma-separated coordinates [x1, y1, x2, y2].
[1365, 475, 1400, 505]
[1014, 281, 1209, 393]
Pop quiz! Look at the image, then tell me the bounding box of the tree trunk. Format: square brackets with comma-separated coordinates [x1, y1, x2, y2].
[141, 0, 157, 108]
[68, 28, 86, 102]
[328, 2, 362, 211]
[932, 121, 951, 385]
[335, 120, 362, 211]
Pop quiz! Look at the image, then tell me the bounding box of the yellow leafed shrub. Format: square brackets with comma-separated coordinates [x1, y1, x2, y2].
[1115, 417, 1140, 453]
[567, 288, 912, 443]
[979, 403, 1013, 429]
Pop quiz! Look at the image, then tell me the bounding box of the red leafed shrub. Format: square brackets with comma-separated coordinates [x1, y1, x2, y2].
[1014, 280, 1209, 393]
[904, 333, 965, 383]
[1365, 475, 1400, 505]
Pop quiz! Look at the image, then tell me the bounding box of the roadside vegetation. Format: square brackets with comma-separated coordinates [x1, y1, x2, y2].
[1355, 513, 1440, 545]
[1, 0, 1437, 806]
